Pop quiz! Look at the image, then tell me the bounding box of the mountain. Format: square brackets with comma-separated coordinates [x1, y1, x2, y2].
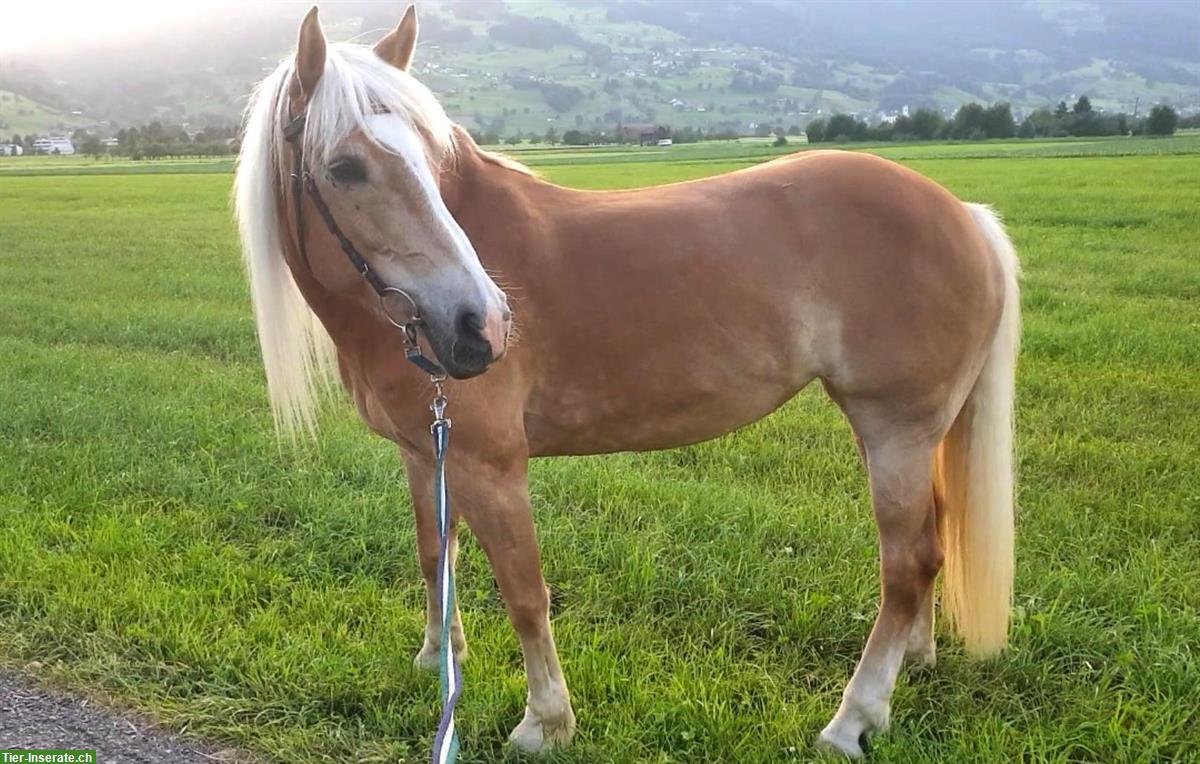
[1, 0, 1197, 138]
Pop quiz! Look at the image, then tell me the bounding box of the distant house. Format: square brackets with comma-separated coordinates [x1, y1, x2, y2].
[32, 137, 74, 155]
[619, 124, 670, 146]
[1, 144, 22, 156]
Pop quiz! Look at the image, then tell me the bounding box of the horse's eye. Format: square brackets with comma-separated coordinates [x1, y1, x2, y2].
[328, 157, 367, 184]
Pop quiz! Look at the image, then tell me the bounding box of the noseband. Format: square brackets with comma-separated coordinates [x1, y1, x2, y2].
[282, 111, 445, 377]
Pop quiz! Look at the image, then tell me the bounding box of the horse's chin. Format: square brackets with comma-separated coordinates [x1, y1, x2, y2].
[440, 358, 491, 380]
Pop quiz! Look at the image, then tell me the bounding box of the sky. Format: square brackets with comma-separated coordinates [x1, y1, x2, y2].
[0, 0, 242, 54]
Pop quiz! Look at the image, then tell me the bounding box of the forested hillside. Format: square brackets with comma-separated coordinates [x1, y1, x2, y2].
[1, 0, 1196, 138]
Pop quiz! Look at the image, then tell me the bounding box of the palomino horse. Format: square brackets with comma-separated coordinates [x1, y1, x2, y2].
[235, 7, 1018, 758]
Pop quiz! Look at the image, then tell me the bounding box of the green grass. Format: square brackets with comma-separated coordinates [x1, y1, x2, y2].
[5, 133, 1197, 179]
[0, 155, 235, 177]
[0, 135, 1198, 763]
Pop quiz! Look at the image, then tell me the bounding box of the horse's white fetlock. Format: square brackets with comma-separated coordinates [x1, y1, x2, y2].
[817, 696, 890, 759]
[412, 634, 468, 672]
[816, 724, 865, 759]
[508, 702, 576, 753]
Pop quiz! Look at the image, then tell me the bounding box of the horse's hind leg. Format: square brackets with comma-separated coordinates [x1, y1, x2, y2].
[818, 423, 943, 758]
[826, 382, 938, 671]
[905, 497, 940, 670]
[858, 436, 939, 671]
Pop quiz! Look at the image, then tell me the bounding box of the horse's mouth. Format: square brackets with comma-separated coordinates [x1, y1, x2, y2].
[425, 322, 497, 380]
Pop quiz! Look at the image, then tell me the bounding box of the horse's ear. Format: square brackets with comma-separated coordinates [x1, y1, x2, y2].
[374, 4, 419, 71]
[291, 6, 327, 106]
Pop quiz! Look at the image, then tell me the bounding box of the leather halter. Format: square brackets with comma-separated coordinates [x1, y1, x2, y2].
[282, 111, 445, 377]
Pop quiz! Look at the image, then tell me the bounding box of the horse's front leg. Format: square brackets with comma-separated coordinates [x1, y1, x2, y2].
[403, 453, 467, 670]
[449, 450, 575, 752]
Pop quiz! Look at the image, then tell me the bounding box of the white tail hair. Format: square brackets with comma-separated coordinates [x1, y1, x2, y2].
[935, 203, 1020, 656]
[233, 43, 455, 436]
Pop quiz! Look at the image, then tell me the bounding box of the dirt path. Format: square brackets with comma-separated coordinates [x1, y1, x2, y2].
[0, 670, 241, 763]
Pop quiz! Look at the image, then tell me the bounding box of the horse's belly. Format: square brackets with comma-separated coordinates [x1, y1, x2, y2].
[523, 356, 812, 457]
[521, 282, 831, 456]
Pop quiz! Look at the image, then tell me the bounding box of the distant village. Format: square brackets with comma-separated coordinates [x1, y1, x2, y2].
[2, 123, 239, 159]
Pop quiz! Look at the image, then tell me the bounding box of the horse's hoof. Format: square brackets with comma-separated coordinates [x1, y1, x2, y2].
[818, 697, 887, 759]
[815, 726, 864, 759]
[412, 641, 467, 672]
[508, 706, 576, 753]
[413, 644, 439, 672]
[816, 726, 865, 759]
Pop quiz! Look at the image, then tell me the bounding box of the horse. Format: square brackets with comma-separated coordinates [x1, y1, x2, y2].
[234, 6, 1019, 758]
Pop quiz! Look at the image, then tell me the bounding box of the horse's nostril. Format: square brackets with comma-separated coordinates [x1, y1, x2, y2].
[457, 310, 486, 338]
[501, 307, 512, 323]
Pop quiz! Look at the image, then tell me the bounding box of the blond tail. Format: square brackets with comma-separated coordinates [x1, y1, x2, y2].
[935, 203, 1020, 657]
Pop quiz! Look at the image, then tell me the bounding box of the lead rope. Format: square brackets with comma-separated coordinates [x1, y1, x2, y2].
[283, 109, 463, 762]
[428, 377, 461, 764]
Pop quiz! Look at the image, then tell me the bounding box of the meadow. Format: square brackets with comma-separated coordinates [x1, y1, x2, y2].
[0, 135, 1197, 763]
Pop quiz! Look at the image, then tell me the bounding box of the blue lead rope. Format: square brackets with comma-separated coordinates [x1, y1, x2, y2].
[430, 416, 461, 764]
[400, 335, 460, 763]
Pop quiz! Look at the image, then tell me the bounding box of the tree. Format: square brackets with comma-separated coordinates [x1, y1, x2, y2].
[981, 103, 1015, 139]
[504, 135, 522, 146]
[950, 102, 986, 139]
[81, 136, 105, 157]
[804, 118, 826, 143]
[1054, 101, 1069, 118]
[773, 134, 788, 147]
[1145, 105, 1178, 136]
[541, 83, 583, 113]
[909, 109, 944, 140]
[562, 129, 589, 145]
[117, 127, 140, 153]
[825, 113, 863, 142]
[543, 127, 559, 145]
[1021, 108, 1057, 138]
[1072, 95, 1092, 114]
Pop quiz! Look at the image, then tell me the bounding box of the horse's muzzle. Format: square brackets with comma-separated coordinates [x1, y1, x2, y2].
[430, 305, 509, 379]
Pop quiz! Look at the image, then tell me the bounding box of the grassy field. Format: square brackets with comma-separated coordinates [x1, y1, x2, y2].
[5, 132, 1198, 178]
[0, 135, 1198, 763]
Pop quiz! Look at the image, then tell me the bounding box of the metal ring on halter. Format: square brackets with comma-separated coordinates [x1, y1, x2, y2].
[379, 285, 422, 332]
[380, 285, 449, 379]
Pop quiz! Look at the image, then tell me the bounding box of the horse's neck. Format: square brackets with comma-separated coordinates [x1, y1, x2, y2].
[442, 134, 567, 267]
